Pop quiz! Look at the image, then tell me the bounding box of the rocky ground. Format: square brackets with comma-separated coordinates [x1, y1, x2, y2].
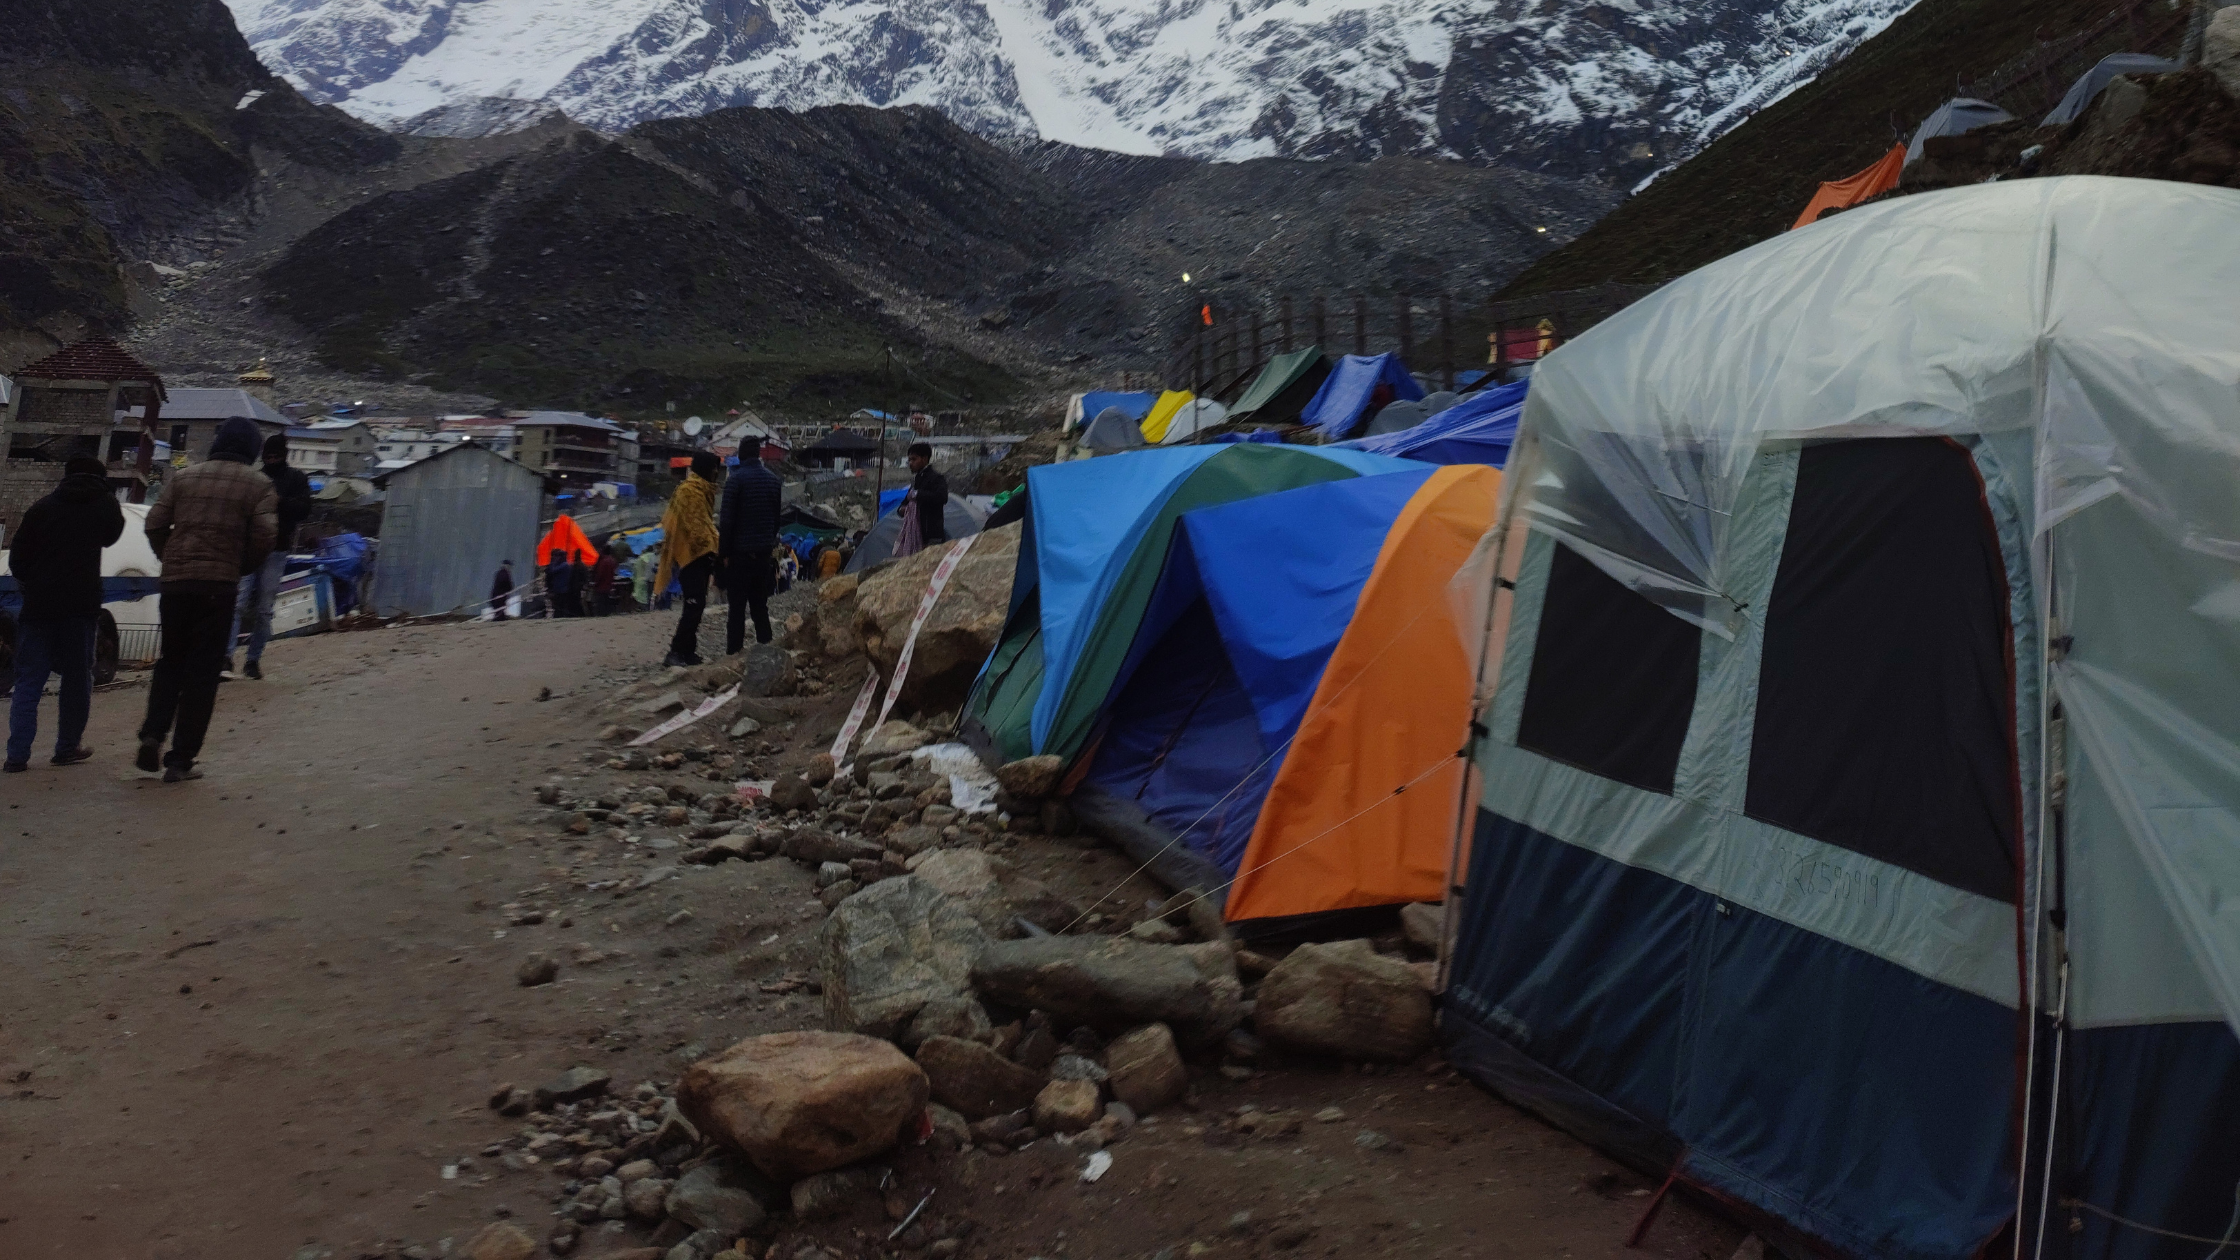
[0, 570, 1747, 1260]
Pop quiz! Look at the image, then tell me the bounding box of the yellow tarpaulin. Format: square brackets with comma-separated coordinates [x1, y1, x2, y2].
[1139, 390, 1193, 443]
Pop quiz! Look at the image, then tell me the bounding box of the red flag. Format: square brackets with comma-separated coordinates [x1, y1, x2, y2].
[1201, 304, 1213, 326]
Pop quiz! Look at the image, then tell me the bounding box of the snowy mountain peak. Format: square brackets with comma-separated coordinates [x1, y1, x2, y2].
[226, 0, 1919, 182]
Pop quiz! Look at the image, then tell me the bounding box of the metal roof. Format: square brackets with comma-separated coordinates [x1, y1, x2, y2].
[13, 336, 165, 391]
[120, 388, 287, 424]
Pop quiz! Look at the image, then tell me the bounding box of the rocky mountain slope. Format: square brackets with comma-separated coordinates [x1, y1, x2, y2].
[228, 0, 1921, 188]
[1500, 0, 2198, 297]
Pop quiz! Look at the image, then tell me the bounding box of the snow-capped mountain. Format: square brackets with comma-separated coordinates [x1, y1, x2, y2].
[226, 0, 1917, 182]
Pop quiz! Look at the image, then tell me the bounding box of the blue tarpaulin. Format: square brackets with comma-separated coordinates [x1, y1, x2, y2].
[1076, 392, 1157, 428]
[1338, 380, 1527, 467]
[1302, 354, 1425, 438]
[878, 488, 907, 519]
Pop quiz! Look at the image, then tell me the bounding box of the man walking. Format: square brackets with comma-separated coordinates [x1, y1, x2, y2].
[719, 452, 783, 653]
[655, 453, 721, 667]
[227, 434, 311, 680]
[490, 559, 514, 620]
[906, 442, 949, 546]
[137, 417, 278, 782]
[5, 457, 124, 773]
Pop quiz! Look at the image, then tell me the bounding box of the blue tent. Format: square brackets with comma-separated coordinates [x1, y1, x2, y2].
[1301, 353, 1425, 438]
[1074, 392, 1157, 429]
[878, 488, 907, 519]
[1338, 380, 1527, 466]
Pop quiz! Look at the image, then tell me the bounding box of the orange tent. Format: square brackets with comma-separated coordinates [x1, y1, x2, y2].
[536, 514, 598, 566]
[1791, 143, 1906, 230]
[1223, 464, 1501, 922]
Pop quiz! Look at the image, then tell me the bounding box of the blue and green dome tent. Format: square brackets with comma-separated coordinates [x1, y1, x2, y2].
[960, 443, 1416, 767]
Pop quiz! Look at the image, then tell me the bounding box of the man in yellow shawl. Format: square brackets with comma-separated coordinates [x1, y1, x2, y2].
[656, 453, 723, 666]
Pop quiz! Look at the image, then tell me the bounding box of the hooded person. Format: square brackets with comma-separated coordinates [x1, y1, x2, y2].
[5, 457, 125, 772]
[718, 451, 782, 652]
[225, 433, 312, 680]
[137, 417, 279, 782]
[490, 559, 515, 621]
[655, 452, 721, 666]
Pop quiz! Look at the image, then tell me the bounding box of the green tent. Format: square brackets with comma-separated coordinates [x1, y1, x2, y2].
[1225, 348, 1330, 424]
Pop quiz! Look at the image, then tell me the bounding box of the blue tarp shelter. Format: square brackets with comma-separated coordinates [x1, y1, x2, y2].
[1338, 381, 1526, 466]
[878, 488, 907, 519]
[1302, 353, 1425, 438]
[1070, 392, 1157, 433]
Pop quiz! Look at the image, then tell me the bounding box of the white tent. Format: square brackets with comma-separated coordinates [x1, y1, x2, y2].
[1158, 398, 1228, 444]
[1451, 177, 2240, 1258]
[1904, 96, 2014, 163]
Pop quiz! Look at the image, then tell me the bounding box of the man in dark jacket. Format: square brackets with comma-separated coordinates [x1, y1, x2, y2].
[490, 560, 514, 620]
[5, 457, 124, 772]
[227, 434, 312, 680]
[718, 453, 783, 653]
[137, 417, 279, 782]
[906, 442, 949, 545]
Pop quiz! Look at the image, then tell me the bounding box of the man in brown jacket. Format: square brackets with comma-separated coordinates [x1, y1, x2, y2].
[137, 417, 279, 781]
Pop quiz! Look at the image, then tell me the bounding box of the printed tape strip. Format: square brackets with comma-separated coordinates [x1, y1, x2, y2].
[867, 535, 979, 739]
[629, 684, 740, 747]
[828, 672, 883, 766]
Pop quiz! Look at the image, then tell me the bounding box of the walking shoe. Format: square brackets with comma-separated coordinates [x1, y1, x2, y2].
[136, 739, 163, 773]
[162, 763, 203, 783]
[662, 652, 693, 669]
[2, 761, 24, 774]
[51, 747, 92, 766]
[244, 659, 263, 680]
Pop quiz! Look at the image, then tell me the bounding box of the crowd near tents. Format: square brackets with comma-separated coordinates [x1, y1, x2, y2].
[969, 164, 2239, 1260]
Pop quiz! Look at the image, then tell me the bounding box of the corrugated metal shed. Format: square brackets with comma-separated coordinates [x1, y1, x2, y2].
[369, 443, 545, 617]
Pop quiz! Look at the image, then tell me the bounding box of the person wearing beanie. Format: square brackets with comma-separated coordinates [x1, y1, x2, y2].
[5, 456, 124, 772]
[655, 452, 722, 667]
[136, 417, 279, 782]
[225, 433, 312, 680]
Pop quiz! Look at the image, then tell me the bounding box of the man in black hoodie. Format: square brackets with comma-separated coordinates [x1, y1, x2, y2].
[5, 457, 125, 772]
[227, 434, 312, 680]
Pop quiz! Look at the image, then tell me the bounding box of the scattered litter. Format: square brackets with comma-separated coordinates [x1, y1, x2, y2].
[887, 1189, 934, 1240]
[735, 779, 775, 805]
[629, 685, 739, 746]
[910, 742, 1000, 813]
[1081, 1151, 1113, 1183]
[440, 1164, 458, 1180]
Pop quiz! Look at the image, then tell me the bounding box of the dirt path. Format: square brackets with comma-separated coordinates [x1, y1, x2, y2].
[0, 611, 1744, 1260]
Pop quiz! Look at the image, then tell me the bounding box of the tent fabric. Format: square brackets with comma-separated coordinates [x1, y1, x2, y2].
[535, 514, 597, 565]
[878, 488, 906, 519]
[1160, 398, 1228, 444]
[962, 443, 1417, 765]
[1904, 97, 2013, 163]
[1139, 390, 1193, 443]
[1226, 348, 1330, 424]
[1069, 392, 1157, 434]
[1453, 178, 2240, 1260]
[1339, 380, 1526, 467]
[1792, 142, 1906, 229]
[1225, 464, 1502, 922]
[1300, 353, 1426, 438]
[2042, 53, 2178, 126]
[1081, 407, 1148, 452]
[845, 498, 983, 574]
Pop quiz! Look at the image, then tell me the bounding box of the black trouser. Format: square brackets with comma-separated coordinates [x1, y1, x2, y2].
[139, 580, 235, 768]
[667, 555, 715, 660]
[726, 551, 777, 655]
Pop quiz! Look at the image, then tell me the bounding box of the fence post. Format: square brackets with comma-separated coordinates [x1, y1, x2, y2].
[1439, 293, 1455, 391]
[1280, 295, 1294, 354]
[1193, 323, 1205, 396]
[1398, 296, 1414, 369]
[1353, 295, 1367, 356]
[1312, 293, 1327, 351]
[1251, 308, 1264, 376]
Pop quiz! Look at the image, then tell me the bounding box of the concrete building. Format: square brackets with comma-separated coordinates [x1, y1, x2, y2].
[368, 442, 548, 617]
[302, 419, 376, 475]
[3, 337, 166, 531]
[512, 412, 623, 491]
[119, 388, 288, 467]
[434, 415, 521, 460]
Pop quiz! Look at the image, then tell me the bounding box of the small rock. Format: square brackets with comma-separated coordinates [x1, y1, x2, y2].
[676, 1031, 929, 1180]
[663, 1160, 771, 1237]
[1399, 902, 1443, 953]
[1255, 939, 1434, 1062]
[1223, 1028, 1263, 1061]
[1102, 1023, 1187, 1115]
[926, 1102, 972, 1147]
[624, 1176, 672, 1220]
[819, 880, 859, 908]
[1314, 1105, 1346, 1123]
[534, 1066, 611, 1109]
[994, 755, 1064, 799]
[1271, 1223, 1314, 1249]
[789, 1166, 872, 1220]
[517, 954, 559, 987]
[860, 720, 931, 757]
[665, 909, 695, 927]
[820, 875, 988, 1044]
[769, 774, 819, 812]
[816, 860, 854, 888]
[728, 715, 762, 738]
[1227, 1210, 1253, 1235]
[1355, 1129, 1404, 1153]
[971, 936, 1245, 1044]
[1103, 1100, 1137, 1130]
[633, 691, 686, 718]
[1032, 1078, 1102, 1134]
[463, 1222, 537, 1260]
[1127, 918, 1183, 945]
[1050, 1053, 1108, 1083]
[884, 824, 942, 857]
[918, 1034, 1046, 1120]
[784, 828, 885, 866]
[803, 753, 837, 786]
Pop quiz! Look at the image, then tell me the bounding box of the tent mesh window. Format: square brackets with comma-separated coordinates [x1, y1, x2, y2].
[1517, 540, 1702, 794]
[1745, 438, 2020, 902]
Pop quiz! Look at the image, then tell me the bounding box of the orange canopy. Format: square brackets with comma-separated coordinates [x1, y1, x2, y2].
[536, 514, 598, 566]
[1792, 143, 1906, 230]
[1224, 464, 1502, 923]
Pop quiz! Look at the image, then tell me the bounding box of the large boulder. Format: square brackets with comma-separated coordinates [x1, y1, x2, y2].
[817, 574, 863, 660]
[915, 1035, 1046, 1121]
[2209, 8, 2240, 102]
[820, 876, 989, 1045]
[1102, 1023, 1187, 1115]
[1253, 939, 1433, 1063]
[675, 1031, 929, 1181]
[854, 522, 1019, 715]
[971, 936, 1244, 1044]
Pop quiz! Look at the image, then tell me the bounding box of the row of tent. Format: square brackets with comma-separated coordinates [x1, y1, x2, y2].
[972, 177, 2240, 1260]
[1792, 51, 2179, 229]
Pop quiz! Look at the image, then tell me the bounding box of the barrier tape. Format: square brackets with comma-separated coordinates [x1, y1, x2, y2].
[867, 535, 979, 740]
[828, 672, 883, 767]
[630, 684, 740, 746]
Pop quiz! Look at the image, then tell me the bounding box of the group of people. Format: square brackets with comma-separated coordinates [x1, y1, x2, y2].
[491, 545, 642, 621]
[7, 417, 297, 780]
